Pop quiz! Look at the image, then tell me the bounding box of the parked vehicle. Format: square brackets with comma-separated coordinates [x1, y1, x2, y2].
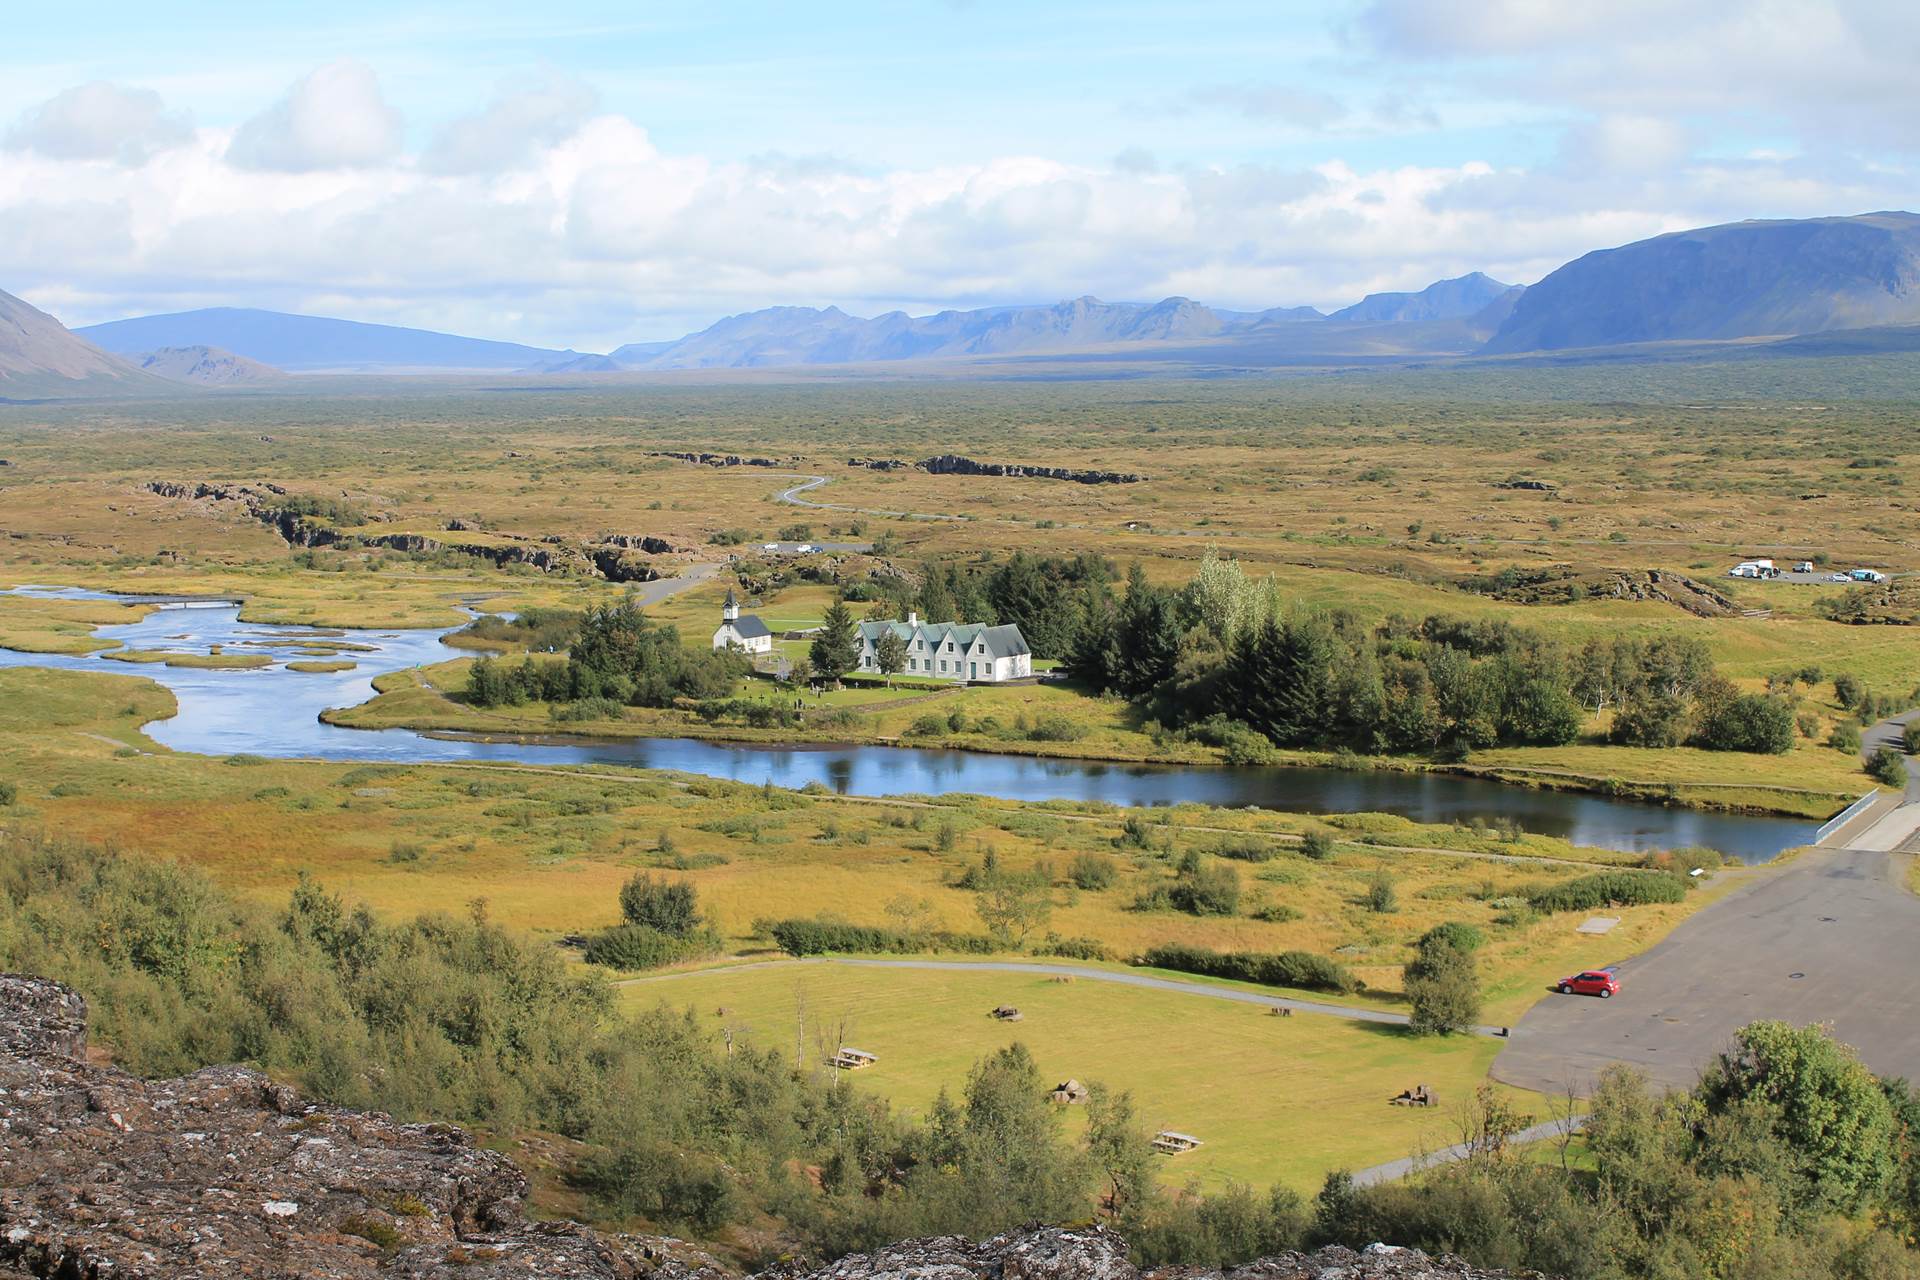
[761, 542, 779, 551]
[1557, 969, 1620, 998]
[795, 543, 816, 553]
[1849, 568, 1888, 583]
[1829, 572, 1852, 583]
[1794, 561, 1815, 573]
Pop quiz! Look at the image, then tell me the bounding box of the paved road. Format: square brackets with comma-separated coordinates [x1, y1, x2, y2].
[1353, 1116, 1585, 1186]
[772, 473, 967, 523]
[627, 561, 721, 607]
[1493, 837, 1920, 1095]
[618, 955, 1503, 1037]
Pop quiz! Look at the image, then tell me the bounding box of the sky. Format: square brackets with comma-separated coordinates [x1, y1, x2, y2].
[3, 0, 1916, 351]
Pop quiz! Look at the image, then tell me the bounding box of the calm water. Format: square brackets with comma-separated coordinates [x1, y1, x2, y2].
[0, 587, 1817, 861]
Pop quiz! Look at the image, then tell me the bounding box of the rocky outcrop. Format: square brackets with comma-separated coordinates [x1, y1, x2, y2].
[848, 456, 1145, 484]
[760, 1230, 1535, 1279]
[590, 548, 664, 583]
[0, 976, 1536, 1280]
[1493, 479, 1557, 492]
[599, 534, 679, 556]
[1461, 565, 1738, 617]
[650, 452, 791, 469]
[0, 974, 728, 1280]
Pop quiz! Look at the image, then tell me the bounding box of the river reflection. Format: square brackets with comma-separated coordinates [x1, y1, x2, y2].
[0, 587, 1817, 862]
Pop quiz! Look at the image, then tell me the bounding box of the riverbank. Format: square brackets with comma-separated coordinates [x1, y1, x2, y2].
[330, 661, 1857, 822]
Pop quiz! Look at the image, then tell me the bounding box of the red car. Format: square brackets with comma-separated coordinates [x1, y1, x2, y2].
[1557, 969, 1620, 998]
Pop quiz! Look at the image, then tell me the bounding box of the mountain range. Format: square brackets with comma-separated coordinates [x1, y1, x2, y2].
[1484, 211, 1920, 354]
[6, 211, 1920, 396]
[78, 308, 579, 373]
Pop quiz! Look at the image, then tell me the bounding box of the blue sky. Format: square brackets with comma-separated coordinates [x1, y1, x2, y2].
[2, 1, 1914, 348]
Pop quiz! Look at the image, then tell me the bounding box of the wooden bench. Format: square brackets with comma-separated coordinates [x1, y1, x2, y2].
[830, 1047, 878, 1071]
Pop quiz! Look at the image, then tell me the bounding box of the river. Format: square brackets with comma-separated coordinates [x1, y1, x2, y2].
[0, 587, 1816, 861]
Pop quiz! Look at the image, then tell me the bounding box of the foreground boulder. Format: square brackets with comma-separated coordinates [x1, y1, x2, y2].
[0, 974, 1538, 1280]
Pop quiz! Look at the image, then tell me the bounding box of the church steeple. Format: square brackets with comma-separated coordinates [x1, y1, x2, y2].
[722, 588, 740, 622]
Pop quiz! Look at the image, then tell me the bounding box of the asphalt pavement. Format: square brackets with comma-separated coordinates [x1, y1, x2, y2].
[1493, 834, 1920, 1095]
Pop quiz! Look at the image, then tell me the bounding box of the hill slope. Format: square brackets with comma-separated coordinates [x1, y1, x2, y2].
[0, 289, 175, 399]
[1485, 211, 1920, 353]
[1328, 272, 1517, 324]
[78, 308, 578, 372]
[623, 296, 1338, 370]
[134, 345, 287, 386]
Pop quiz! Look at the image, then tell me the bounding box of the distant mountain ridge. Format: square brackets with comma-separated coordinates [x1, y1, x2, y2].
[0, 288, 174, 399]
[28, 210, 1920, 382]
[134, 345, 287, 386]
[1328, 272, 1517, 324]
[610, 295, 1348, 371]
[78, 308, 579, 372]
[1484, 212, 1920, 353]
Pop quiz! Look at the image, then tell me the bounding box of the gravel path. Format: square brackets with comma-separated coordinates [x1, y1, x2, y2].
[616, 955, 1513, 1038]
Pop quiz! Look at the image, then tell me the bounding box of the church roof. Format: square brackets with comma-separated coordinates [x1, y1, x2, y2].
[723, 587, 738, 608]
[722, 615, 771, 639]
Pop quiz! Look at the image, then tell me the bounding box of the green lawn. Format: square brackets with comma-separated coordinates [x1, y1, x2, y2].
[621, 960, 1532, 1193]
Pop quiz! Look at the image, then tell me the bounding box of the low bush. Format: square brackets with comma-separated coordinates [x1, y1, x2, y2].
[1298, 829, 1335, 861]
[766, 917, 996, 957]
[1031, 934, 1109, 961]
[582, 924, 721, 971]
[1527, 871, 1687, 914]
[1868, 746, 1910, 787]
[1138, 943, 1360, 994]
[1067, 853, 1118, 890]
[1213, 836, 1280, 862]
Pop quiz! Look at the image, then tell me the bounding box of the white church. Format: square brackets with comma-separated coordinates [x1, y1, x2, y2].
[711, 588, 773, 654]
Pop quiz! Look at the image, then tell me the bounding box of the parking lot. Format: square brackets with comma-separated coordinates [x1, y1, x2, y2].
[1494, 832, 1920, 1095]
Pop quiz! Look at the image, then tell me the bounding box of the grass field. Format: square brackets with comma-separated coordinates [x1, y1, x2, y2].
[620, 960, 1535, 1192]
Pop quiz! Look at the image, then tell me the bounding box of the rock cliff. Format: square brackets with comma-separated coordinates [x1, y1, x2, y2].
[0, 975, 1539, 1280]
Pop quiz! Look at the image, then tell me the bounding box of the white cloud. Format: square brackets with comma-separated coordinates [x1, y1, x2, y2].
[227, 61, 402, 172]
[1, 43, 1914, 351]
[421, 72, 598, 175]
[1353, 0, 1920, 152]
[4, 82, 192, 165]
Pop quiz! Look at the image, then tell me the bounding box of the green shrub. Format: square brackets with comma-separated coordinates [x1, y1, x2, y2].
[1868, 746, 1910, 787]
[766, 917, 994, 957]
[0, 781, 15, 806]
[1528, 871, 1687, 914]
[1365, 869, 1397, 914]
[906, 713, 948, 737]
[1298, 829, 1335, 861]
[582, 923, 721, 970]
[1251, 903, 1302, 923]
[1032, 934, 1109, 961]
[1067, 853, 1118, 890]
[1214, 836, 1279, 862]
[1827, 722, 1862, 753]
[1138, 943, 1360, 994]
[618, 874, 702, 935]
[1026, 714, 1086, 742]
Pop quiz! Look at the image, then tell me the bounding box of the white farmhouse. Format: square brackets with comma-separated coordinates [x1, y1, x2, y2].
[711, 588, 773, 654]
[857, 611, 1031, 683]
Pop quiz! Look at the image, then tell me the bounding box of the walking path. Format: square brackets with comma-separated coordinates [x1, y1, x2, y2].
[613, 954, 1515, 1036]
[1352, 1115, 1585, 1186]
